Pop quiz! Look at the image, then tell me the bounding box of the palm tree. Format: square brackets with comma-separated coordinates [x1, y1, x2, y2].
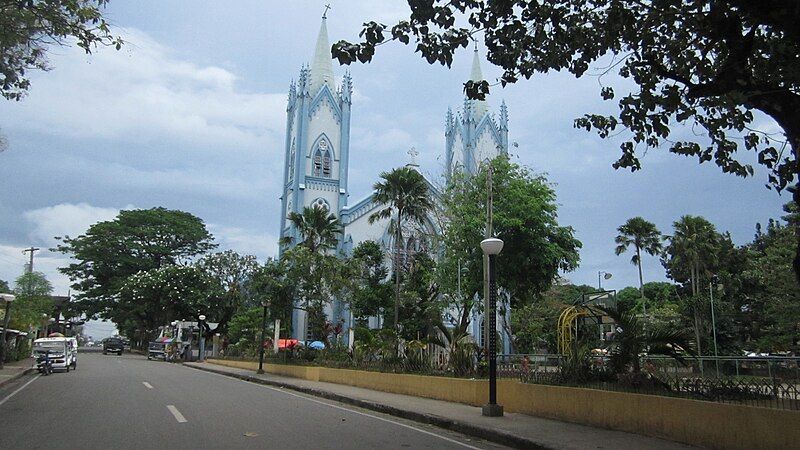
[615, 217, 663, 317]
[281, 205, 342, 254]
[663, 215, 719, 356]
[595, 302, 694, 375]
[369, 167, 433, 330]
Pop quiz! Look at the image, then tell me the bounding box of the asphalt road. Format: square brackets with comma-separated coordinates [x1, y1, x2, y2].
[0, 352, 504, 450]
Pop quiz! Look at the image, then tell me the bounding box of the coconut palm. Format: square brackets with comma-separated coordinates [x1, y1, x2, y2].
[281, 205, 342, 254]
[369, 167, 433, 329]
[615, 217, 663, 316]
[663, 215, 719, 355]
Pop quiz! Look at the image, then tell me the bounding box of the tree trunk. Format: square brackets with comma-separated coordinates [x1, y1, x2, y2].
[636, 246, 645, 317]
[394, 209, 402, 331]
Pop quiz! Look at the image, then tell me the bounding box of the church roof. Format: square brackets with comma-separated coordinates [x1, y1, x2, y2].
[469, 48, 488, 118]
[309, 17, 335, 96]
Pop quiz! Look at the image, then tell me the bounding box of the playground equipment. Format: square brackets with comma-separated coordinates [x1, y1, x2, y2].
[556, 291, 617, 355]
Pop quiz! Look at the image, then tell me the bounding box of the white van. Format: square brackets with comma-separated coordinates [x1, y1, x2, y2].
[32, 337, 75, 372]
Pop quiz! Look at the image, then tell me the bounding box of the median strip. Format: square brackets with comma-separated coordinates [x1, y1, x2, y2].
[166, 405, 187, 423]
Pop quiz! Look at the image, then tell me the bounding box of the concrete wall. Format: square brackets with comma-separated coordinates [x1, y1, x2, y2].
[207, 359, 800, 449]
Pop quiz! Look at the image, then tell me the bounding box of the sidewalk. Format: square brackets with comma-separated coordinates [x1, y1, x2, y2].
[0, 358, 35, 389]
[184, 362, 693, 450]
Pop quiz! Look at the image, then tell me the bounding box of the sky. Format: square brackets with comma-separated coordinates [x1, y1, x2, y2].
[0, 1, 788, 339]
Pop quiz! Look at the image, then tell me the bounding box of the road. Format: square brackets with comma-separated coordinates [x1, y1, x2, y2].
[0, 352, 504, 449]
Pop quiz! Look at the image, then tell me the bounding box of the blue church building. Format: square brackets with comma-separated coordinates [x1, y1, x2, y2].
[278, 15, 512, 354]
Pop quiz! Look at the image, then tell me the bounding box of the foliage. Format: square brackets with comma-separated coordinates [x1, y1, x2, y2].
[116, 265, 212, 339]
[511, 283, 595, 353]
[248, 258, 295, 334]
[615, 217, 663, 314]
[346, 241, 392, 325]
[0, 0, 123, 100]
[8, 272, 53, 330]
[0, 278, 9, 293]
[441, 154, 580, 312]
[193, 250, 258, 335]
[226, 306, 265, 358]
[428, 321, 478, 377]
[594, 303, 695, 375]
[281, 205, 342, 253]
[333, 1, 799, 194]
[369, 166, 433, 330]
[55, 207, 216, 321]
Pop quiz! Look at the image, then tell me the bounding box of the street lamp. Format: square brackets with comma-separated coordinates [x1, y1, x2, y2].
[257, 301, 268, 374]
[41, 313, 49, 338]
[480, 237, 504, 417]
[598, 271, 612, 290]
[709, 276, 720, 376]
[198, 314, 207, 362]
[0, 293, 16, 370]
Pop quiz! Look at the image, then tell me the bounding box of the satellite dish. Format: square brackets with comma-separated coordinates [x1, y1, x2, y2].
[603, 273, 613, 280]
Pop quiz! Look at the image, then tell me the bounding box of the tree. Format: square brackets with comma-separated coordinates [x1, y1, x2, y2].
[441, 155, 580, 324]
[282, 205, 342, 254]
[346, 241, 392, 326]
[248, 258, 296, 337]
[333, 1, 800, 278]
[1, 0, 123, 100]
[116, 265, 212, 344]
[369, 166, 433, 330]
[0, 279, 9, 293]
[55, 207, 216, 320]
[615, 217, 663, 316]
[663, 215, 721, 355]
[194, 250, 258, 336]
[9, 272, 52, 331]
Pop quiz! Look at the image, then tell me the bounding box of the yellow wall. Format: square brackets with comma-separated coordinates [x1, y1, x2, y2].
[207, 359, 800, 449]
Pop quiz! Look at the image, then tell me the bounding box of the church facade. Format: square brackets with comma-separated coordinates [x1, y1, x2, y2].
[278, 16, 512, 352]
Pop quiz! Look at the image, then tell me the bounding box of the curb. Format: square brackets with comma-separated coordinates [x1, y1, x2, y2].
[186, 363, 549, 450]
[0, 366, 35, 389]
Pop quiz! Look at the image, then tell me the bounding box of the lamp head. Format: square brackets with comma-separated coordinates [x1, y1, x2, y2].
[480, 238, 504, 256]
[0, 293, 15, 302]
[170, 321, 177, 326]
[604, 272, 613, 280]
[198, 315, 206, 321]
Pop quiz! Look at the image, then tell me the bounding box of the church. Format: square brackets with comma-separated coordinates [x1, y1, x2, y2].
[278, 15, 512, 353]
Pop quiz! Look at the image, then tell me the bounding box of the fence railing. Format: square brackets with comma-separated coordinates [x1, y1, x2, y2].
[497, 353, 800, 410]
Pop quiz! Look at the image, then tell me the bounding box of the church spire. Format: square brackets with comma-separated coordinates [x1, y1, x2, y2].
[309, 14, 335, 96]
[468, 46, 488, 118]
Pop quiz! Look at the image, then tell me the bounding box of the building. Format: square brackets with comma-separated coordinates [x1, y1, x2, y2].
[278, 15, 512, 352]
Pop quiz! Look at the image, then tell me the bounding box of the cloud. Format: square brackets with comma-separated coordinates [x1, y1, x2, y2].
[2, 28, 286, 153]
[208, 224, 279, 261]
[24, 203, 133, 245]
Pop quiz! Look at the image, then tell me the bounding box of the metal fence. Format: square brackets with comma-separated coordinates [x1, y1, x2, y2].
[498, 353, 800, 410]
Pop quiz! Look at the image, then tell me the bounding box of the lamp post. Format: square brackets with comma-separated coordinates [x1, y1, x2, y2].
[257, 301, 268, 374]
[0, 293, 16, 369]
[198, 315, 206, 362]
[598, 271, 612, 290]
[41, 314, 49, 338]
[481, 237, 504, 417]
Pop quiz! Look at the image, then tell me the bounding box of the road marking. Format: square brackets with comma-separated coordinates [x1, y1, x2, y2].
[192, 368, 482, 449]
[166, 405, 187, 423]
[0, 374, 41, 408]
[142, 382, 153, 389]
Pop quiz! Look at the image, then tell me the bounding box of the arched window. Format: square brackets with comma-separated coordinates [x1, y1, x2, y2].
[313, 140, 332, 178]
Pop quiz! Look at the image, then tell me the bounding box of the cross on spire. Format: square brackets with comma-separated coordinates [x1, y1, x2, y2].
[323, 4, 331, 19]
[408, 147, 419, 166]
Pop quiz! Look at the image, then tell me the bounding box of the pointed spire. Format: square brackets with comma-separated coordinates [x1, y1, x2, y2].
[499, 100, 508, 130]
[341, 70, 353, 104]
[468, 46, 488, 118]
[310, 16, 335, 96]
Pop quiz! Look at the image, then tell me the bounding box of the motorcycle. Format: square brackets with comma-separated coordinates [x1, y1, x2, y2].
[36, 351, 54, 376]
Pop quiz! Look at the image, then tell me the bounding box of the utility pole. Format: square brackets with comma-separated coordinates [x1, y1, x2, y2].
[22, 247, 40, 273]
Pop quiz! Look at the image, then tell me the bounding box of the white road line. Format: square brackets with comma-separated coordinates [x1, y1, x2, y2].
[193, 368, 482, 449]
[142, 382, 153, 389]
[261, 386, 482, 450]
[166, 405, 187, 423]
[0, 374, 41, 408]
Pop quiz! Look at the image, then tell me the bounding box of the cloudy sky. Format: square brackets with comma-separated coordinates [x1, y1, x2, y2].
[0, 1, 787, 338]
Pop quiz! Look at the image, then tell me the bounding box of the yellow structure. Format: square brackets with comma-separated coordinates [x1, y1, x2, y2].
[557, 305, 589, 354]
[208, 359, 800, 449]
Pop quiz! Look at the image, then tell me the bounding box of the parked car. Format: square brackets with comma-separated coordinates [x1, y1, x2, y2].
[103, 337, 125, 355]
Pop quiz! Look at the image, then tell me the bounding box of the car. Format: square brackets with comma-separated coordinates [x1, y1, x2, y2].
[103, 337, 125, 355]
